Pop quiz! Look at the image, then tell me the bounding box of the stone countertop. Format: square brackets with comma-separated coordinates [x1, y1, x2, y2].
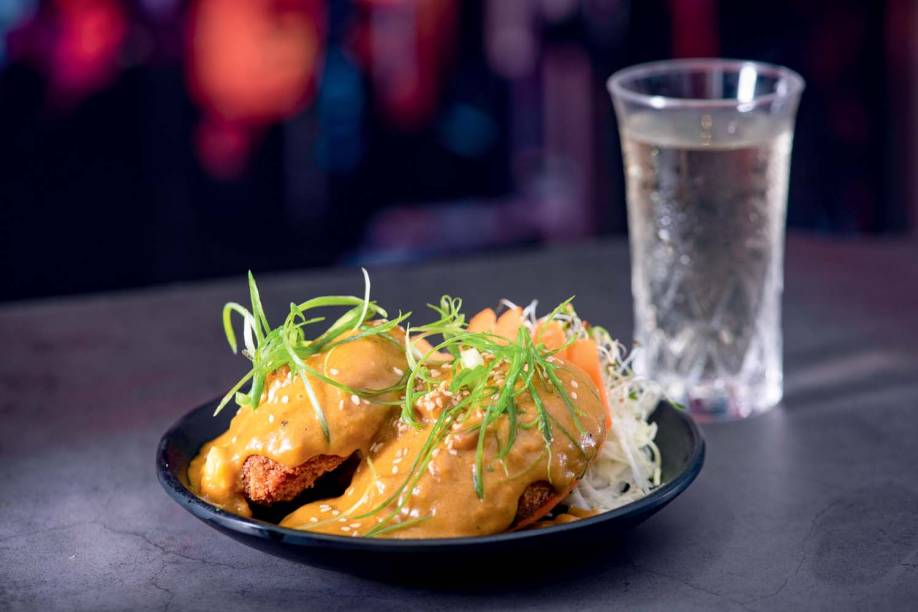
[2, 236, 918, 611]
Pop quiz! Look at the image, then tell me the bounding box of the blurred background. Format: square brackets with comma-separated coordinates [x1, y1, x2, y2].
[0, 0, 915, 302]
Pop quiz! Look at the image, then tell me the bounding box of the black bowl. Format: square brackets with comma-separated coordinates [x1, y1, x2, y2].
[157, 399, 704, 578]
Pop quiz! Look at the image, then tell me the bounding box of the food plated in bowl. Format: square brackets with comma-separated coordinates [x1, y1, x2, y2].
[158, 271, 703, 565]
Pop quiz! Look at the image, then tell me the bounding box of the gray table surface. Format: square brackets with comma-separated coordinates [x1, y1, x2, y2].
[2, 236, 918, 611]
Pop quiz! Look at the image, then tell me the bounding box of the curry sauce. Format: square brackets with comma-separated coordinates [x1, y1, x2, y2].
[280, 360, 606, 538]
[188, 332, 407, 517]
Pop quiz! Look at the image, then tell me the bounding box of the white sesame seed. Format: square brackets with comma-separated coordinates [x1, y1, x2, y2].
[330, 368, 339, 376]
[349, 522, 360, 528]
[351, 394, 360, 406]
[281, 395, 289, 404]
[393, 366, 404, 376]
[339, 399, 345, 410]
[448, 449, 458, 456]
[430, 369, 441, 378]
[320, 504, 331, 512]
[409, 509, 420, 518]
[268, 414, 275, 424]
[391, 466, 399, 474]
[338, 518, 346, 523]
[332, 510, 340, 516]
[309, 517, 318, 523]
[571, 391, 578, 400]
[341, 526, 351, 532]
[571, 380, 579, 388]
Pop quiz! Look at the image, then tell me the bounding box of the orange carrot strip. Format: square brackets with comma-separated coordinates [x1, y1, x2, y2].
[532, 321, 568, 354]
[494, 307, 524, 340]
[567, 338, 610, 426]
[468, 308, 497, 334]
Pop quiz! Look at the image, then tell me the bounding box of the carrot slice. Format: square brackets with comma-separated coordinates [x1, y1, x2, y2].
[494, 307, 524, 340]
[468, 308, 497, 333]
[532, 321, 568, 354]
[567, 338, 610, 426]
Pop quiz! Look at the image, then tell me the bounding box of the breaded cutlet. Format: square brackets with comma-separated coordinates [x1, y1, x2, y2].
[241, 454, 346, 505]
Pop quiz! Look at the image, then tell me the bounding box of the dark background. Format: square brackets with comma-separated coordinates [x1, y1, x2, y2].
[0, 0, 915, 303]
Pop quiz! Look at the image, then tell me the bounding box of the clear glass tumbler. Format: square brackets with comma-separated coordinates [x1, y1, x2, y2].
[608, 59, 804, 422]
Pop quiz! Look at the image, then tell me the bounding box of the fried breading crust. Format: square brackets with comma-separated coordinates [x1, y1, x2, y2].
[242, 454, 346, 505]
[513, 480, 556, 525]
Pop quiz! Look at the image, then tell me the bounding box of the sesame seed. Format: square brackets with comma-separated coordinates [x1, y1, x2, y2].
[430, 369, 441, 378]
[571, 380, 579, 388]
[391, 466, 399, 474]
[281, 396, 289, 404]
[332, 510, 340, 516]
[341, 526, 351, 532]
[448, 449, 458, 456]
[268, 414, 275, 424]
[339, 399, 345, 410]
[409, 509, 420, 518]
[393, 366, 404, 376]
[309, 517, 318, 523]
[351, 394, 360, 406]
[338, 518, 347, 523]
[571, 391, 578, 400]
[319, 504, 331, 512]
[349, 522, 360, 528]
[330, 368, 339, 376]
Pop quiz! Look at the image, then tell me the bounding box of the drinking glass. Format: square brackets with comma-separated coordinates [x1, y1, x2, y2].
[608, 59, 804, 421]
